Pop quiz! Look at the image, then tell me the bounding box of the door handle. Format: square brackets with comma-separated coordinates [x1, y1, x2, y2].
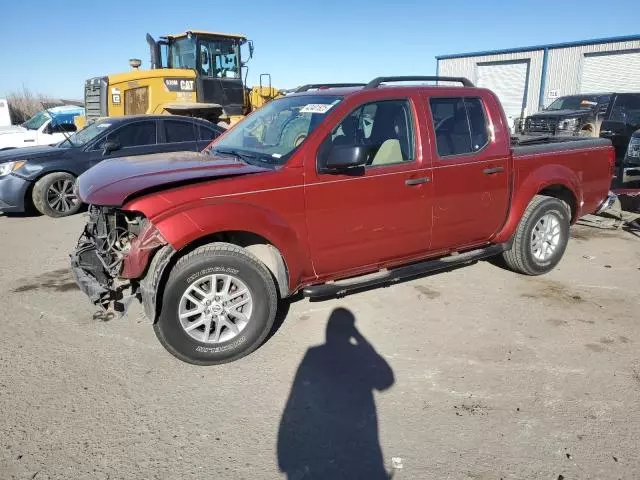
[483, 166, 504, 175]
[405, 177, 430, 186]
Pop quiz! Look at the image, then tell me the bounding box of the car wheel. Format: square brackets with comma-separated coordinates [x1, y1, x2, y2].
[32, 172, 81, 217]
[154, 242, 278, 365]
[501, 195, 570, 275]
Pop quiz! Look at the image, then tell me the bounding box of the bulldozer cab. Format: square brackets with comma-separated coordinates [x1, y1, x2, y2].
[148, 30, 252, 117]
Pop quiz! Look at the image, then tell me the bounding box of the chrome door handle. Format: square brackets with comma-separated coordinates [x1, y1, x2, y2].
[405, 177, 430, 186]
[483, 166, 504, 175]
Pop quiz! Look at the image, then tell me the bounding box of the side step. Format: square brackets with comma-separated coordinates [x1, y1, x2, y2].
[303, 243, 507, 299]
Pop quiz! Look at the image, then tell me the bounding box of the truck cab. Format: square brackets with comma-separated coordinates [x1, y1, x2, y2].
[0, 106, 83, 150]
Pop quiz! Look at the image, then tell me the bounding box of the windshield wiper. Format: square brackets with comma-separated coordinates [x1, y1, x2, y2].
[212, 148, 260, 165]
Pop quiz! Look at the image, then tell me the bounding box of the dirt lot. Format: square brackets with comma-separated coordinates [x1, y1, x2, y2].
[1, 212, 639, 480]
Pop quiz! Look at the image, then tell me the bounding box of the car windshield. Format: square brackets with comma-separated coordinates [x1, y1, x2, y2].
[58, 121, 113, 147]
[545, 96, 601, 111]
[211, 94, 343, 165]
[22, 111, 51, 130]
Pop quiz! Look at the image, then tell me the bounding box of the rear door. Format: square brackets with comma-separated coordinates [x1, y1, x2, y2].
[304, 97, 433, 277]
[425, 95, 510, 251]
[159, 119, 199, 152]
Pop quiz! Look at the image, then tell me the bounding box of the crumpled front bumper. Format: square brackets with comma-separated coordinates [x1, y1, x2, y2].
[69, 243, 137, 314]
[70, 240, 176, 319]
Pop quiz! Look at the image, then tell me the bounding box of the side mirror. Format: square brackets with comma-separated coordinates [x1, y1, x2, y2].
[248, 40, 254, 59]
[321, 144, 368, 171]
[102, 140, 121, 155]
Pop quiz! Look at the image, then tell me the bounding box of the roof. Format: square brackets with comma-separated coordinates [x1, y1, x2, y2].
[436, 34, 640, 60]
[93, 114, 214, 125]
[288, 84, 477, 97]
[166, 30, 247, 40]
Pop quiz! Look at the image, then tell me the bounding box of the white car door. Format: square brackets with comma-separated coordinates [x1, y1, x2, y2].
[36, 120, 63, 146]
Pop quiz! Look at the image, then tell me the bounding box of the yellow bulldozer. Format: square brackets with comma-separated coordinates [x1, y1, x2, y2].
[77, 30, 280, 129]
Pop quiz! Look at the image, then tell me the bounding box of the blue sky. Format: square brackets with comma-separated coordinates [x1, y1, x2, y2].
[2, 0, 639, 99]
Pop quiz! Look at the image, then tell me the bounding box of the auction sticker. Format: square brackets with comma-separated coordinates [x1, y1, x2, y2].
[300, 103, 335, 114]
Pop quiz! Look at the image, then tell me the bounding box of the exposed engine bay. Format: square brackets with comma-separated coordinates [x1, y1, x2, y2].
[70, 206, 145, 310]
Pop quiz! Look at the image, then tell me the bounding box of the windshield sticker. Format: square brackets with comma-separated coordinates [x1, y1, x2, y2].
[271, 153, 282, 158]
[97, 123, 111, 128]
[300, 103, 335, 114]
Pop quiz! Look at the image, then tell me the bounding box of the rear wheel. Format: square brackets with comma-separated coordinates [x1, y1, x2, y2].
[154, 243, 278, 365]
[32, 172, 81, 217]
[502, 195, 570, 275]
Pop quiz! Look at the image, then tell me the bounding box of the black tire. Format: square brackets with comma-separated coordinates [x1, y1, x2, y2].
[154, 242, 278, 365]
[502, 195, 570, 275]
[32, 172, 81, 217]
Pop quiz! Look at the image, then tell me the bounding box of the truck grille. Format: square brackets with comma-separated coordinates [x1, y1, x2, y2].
[525, 117, 558, 133]
[84, 77, 108, 123]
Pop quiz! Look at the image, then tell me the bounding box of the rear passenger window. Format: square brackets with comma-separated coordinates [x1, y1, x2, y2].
[198, 125, 221, 141]
[110, 121, 157, 148]
[429, 97, 489, 157]
[164, 120, 196, 143]
[328, 100, 414, 166]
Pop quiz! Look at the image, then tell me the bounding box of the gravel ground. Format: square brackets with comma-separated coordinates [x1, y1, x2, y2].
[0, 212, 639, 480]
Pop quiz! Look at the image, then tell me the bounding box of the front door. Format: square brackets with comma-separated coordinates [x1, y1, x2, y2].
[87, 120, 159, 168]
[305, 98, 433, 277]
[425, 95, 510, 250]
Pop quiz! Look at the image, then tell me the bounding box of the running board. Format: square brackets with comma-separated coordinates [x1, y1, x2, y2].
[303, 243, 507, 299]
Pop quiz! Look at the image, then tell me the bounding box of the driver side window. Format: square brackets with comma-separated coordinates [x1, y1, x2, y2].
[328, 100, 414, 167]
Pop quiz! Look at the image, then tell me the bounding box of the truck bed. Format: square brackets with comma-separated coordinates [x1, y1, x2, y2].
[511, 136, 611, 156]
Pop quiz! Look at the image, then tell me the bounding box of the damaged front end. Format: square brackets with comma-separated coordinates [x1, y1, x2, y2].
[70, 206, 173, 317]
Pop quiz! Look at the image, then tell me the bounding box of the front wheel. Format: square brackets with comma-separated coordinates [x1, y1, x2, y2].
[502, 195, 570, 275]
[32, 172, 81, 217]
[154, 243, 278, 365]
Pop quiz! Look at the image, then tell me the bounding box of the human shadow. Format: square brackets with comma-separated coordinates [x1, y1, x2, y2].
[277, 308, 395, 480]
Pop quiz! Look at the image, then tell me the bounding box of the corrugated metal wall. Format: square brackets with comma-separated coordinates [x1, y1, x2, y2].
[438, 50, 544, 117]
[544, 40, 640, 106]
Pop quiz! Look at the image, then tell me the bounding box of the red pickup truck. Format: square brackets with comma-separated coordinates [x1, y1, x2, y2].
[70, 76, 616, 365]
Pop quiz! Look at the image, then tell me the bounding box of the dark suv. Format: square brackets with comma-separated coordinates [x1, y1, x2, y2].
[523, 93, 640, 149]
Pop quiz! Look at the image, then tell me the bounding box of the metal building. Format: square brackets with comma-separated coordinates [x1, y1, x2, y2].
[436, 35, 640, 130]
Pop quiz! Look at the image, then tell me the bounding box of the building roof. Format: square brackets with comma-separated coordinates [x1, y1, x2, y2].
[436, 34, 640, 60]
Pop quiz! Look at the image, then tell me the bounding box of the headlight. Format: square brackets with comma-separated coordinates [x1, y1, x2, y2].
[0, 160, 26, 177]
[625, 137, 640, 159]
[557, 118, 580, 131]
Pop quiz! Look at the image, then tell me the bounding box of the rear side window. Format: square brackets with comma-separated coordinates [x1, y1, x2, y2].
[429, 97, 489, 157]
[111, 121, 157, 147]
[198, 124, 222, 141]
[164, 120, 196, 143]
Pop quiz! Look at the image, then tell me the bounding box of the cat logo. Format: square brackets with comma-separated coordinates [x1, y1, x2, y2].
[164, 78, 196, 92]
[180, 80, 194, 91]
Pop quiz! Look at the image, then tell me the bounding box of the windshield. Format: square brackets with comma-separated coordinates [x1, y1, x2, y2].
[545, 95, 601, 111]
[22, 111, 50, 130]
[198, 37, 240, 79]
[169, 37, 196, 69]
[212, 95, 343, 165]
[59, 121, 113, 147]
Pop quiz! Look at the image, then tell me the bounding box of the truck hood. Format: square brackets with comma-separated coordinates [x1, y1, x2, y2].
[529, 109, 591, 119]
[77, 151, 271, 206]
[0, 145, 65, 163]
